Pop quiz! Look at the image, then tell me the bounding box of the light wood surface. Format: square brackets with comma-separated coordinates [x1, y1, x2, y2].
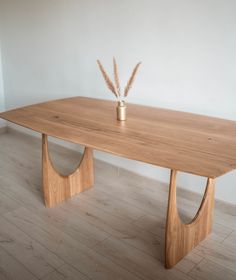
[1, 130, 236, 279]
[165, 170, 215, 268]
[42, 134, 94, 207]
[1, 97, 236, 178]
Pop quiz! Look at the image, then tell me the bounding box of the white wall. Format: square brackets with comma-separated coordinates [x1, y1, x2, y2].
[0, 0, 236, 203]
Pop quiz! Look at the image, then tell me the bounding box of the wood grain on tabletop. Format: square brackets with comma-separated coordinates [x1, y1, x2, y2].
[1, 97, 236, 178]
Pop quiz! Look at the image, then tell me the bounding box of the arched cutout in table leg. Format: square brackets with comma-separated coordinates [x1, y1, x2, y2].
[165, 170, 215, 268]
[42, 134, 94, 207]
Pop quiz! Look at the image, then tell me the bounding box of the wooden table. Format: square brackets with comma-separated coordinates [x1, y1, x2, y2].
[1, 97, 236, 268]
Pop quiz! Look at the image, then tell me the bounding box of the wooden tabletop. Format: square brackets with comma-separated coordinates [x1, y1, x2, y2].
[1, 97, 236, 178]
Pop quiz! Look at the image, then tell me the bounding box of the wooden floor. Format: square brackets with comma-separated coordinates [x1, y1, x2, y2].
[0, 129, 236, 280]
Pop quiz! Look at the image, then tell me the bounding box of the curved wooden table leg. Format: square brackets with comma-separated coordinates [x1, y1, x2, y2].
[42, 134, 94, 207]
[165, 170, 215, 268]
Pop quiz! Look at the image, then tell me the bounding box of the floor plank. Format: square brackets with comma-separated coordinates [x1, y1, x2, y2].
[0, 192, 20, 216]
[194, 239, 236, 273]
[61, 196, 164, 260]
[42, 264, 89, 280]
[93, 236, 193, 280]
[189, 259, 236, 280]
[222, 230, 236, 250]
[3, 207, 142, 280]
[0, 216, 64, 279]
[0, 247, 37, 280]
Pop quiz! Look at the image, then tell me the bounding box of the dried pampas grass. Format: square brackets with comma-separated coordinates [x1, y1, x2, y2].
[97, 60, 118, 99]
[124, 62, 141, 97]
[97, 58, 141, 101]
[113, 57, 121, 97]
